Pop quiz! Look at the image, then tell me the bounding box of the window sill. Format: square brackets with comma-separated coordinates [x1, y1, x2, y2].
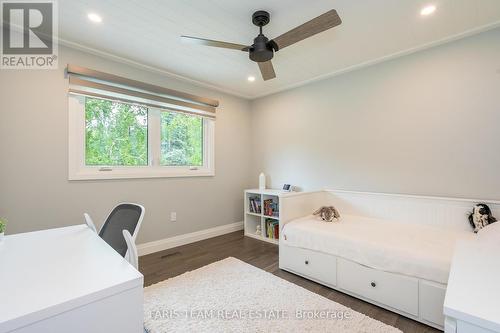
[68, 168, 215, 181]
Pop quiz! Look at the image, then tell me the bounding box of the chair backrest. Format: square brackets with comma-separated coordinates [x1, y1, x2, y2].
[99, 203, 144, 257]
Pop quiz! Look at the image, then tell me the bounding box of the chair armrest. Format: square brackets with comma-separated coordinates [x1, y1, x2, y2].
[84, 213, 97, 233]
[123, 229, 139, 269]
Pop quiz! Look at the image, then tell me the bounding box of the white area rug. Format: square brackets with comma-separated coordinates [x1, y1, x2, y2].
[144, 257, 402, 333]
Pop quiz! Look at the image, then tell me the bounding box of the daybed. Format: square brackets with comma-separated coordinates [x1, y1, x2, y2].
[278, 190, 499, 330]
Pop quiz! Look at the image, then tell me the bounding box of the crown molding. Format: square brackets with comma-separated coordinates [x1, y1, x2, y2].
[249, 21, 500, 100]
[58, 20, 500, 101]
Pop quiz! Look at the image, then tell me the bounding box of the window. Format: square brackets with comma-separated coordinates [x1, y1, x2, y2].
[160, 112, 203, 167]
[69, 95, 214, 180]
[85, 98, 148, 166]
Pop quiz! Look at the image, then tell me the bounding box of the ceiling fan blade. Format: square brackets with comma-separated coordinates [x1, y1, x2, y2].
[181, 36, 249, 51]
[272, 9, 342, 50]
[258, 61, 276, 81]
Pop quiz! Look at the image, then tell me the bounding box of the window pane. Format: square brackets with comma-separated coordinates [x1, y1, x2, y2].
[85, 97, 148, 166]
[160, 112, 203, 166]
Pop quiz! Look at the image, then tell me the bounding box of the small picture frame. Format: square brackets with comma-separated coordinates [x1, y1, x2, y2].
[282, 184, 292, 192]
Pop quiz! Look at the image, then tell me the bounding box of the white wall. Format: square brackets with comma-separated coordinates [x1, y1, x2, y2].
[0, 45, 252, 243]
[250, 28, 500, 200]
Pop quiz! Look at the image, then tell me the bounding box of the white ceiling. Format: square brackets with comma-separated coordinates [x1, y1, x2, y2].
[59, 0, 500, 99]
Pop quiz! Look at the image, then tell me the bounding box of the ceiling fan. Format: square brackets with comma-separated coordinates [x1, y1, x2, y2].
[181, 9, 342, 81]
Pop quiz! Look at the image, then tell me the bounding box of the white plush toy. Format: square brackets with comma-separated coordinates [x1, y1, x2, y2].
[255, 225, 262, 236]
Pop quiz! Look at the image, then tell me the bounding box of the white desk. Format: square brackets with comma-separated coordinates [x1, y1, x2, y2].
[444, 238, 500, 333]
[0, 225, 144, 333]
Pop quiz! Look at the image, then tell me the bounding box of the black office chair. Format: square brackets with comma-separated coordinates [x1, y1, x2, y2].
[85, 203, 145, 269]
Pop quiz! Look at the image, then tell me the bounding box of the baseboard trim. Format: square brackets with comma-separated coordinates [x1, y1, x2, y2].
[137, 221, 243, 256]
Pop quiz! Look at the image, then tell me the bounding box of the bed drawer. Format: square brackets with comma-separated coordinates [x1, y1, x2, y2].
[337, 258, 419, 316]
[420, 280, 446, 327]
[279, 245, 337, 287]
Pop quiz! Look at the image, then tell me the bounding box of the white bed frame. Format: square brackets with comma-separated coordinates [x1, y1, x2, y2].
[279, 190, 500, 330]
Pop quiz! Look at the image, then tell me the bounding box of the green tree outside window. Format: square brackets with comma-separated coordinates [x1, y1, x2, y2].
[160, 112, 203, 166]
[84, 97, 204, 167]
[85, 98, 148, 166]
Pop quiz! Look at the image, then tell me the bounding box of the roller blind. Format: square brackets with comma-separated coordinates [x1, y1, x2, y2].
[67, 64, 218, 118]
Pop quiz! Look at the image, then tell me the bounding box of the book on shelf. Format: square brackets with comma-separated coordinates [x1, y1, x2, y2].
[248, 196, 261, 214]
[265, 218, 279, 240]
[263, 199, 279, 217]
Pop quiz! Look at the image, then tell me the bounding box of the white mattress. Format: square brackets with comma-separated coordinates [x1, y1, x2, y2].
[282, 215, 473, 284]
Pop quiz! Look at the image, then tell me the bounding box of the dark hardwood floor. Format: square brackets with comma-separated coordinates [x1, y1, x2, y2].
[139, 231, 441, 333]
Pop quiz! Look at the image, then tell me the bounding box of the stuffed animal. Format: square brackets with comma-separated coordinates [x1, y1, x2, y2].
[468, 203, 497, 233]
[255, 225, 262, 236]
[313, 206, 340, 222]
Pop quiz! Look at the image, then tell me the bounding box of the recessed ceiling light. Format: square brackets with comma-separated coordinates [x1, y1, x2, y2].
[88, 13, 102, 23]
[247, 76, 256, 82]
[420, 5, 436, 16]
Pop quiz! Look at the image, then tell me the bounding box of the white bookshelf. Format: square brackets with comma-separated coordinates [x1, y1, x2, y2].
[244, 189, 283, 245]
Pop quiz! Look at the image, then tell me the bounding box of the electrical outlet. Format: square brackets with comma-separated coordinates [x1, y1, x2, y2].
[170, 212, 177, 222]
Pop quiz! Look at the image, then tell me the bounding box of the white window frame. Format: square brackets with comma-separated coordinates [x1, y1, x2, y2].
[68, 94, 215, 180]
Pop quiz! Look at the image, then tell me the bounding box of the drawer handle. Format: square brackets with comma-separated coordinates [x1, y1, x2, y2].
[371, 281, 376, 288]
[305, 260, 309, 265]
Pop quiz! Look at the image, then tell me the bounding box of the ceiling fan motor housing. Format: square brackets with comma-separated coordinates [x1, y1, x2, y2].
[249, 35, 274, 62]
